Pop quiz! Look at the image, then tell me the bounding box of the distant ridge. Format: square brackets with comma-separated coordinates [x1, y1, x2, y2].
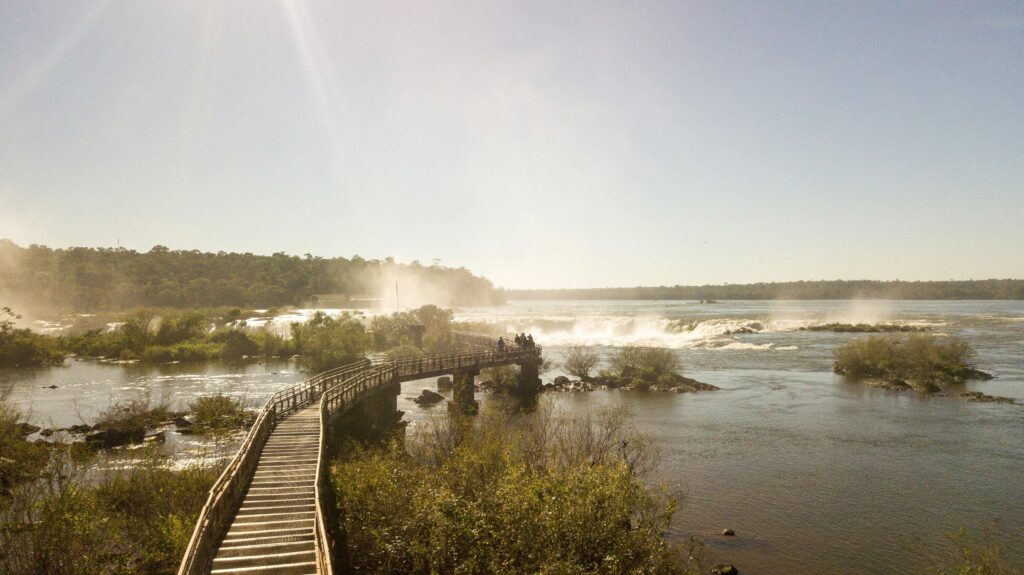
[504, 280, 1024, 301]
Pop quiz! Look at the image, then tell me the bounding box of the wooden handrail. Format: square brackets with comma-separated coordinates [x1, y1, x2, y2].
[178, 332, 540, 575]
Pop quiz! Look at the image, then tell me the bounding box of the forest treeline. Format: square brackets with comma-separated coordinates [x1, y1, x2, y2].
[0, 240, 502, 311]
[506, 279, 1024, 301]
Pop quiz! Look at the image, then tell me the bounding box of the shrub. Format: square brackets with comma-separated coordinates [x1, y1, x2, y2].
[0, 404, 50, 496]
[140, 342, 222, 363]
[90, 398, 170, 446]
[833, 334, 983, 387]
[0, 307, 65, 368]
[563, 345, 601, 380]
[371, 305, 456, 352]
[291, 311, 369, 373]
[332, 404, 696, 575]
[611, 346, 680, 380]
[0, 450, 219, 575]
[251, 327, 295, 357]
[189, 394, 248, 434]
[217, 330, 260, 361]
[931, 526, 1022, 575]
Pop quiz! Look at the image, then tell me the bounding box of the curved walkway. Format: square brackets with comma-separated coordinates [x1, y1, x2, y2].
[178, 333, 541, 575]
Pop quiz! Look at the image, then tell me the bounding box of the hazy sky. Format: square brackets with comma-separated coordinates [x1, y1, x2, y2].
[1, 1, 1022, 289]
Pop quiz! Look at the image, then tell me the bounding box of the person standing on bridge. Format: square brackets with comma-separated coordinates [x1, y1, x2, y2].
[497, 336, 506, 353]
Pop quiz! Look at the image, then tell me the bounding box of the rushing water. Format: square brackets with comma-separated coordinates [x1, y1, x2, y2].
[2, 300, 1022, 573]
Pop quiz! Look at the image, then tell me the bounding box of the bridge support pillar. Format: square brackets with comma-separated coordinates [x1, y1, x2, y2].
[515, 359, 543, 410]
[448, 368, 479, 416]
[327, 379, 404, 443]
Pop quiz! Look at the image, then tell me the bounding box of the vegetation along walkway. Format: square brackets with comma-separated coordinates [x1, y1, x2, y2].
[178, 332, 543, 575]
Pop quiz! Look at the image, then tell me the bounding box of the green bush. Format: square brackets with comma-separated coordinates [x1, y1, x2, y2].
[833, 334, 984, 387]
[89, 398, 170, 446]
[0, 450, 219, 575]
[0, 404, 51, 496]
[332, 405, 697, 575]
[0, 307, 65, 368]
[251, 328, 295, 357]
[931, 526, 1022, 575]
[216, 330, 260, 361]
[189, 394, 248, 434]
[141, 342, 223, 363]
[371, 305, 456, 353]
[290, 311, 369, 373]
[610, 347, 680, 381]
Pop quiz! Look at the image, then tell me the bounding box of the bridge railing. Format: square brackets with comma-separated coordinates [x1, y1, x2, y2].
[314, 364, 399, 574]
[389, 345, 540, 379]
[177, 357, 371, 575]
[179, 331, 539, 575]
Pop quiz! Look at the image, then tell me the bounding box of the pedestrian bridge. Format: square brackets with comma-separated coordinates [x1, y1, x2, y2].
[178, 333, 542, 575]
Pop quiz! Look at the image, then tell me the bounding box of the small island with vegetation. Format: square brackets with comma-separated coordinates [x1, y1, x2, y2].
[801, 322, 928, 333]
[833, 334, 1012, 403]
[550, 345, 717, 393]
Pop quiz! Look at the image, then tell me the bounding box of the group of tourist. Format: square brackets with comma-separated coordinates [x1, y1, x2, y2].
[496, 332, 535, 352]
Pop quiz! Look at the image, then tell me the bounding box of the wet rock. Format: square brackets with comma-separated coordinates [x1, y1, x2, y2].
[16, 423, 41, 436]
[867, 379, 912, 391]
[414, 389, 445, 405]
[86, 428, 145, 448]
[722, 528, 735, 536]
[711, 564, 738, 575]
[963, 368, 994, 381]
[67, 424, 92, 434]
[45, 385, 58, 389]
[437, 376, 453, 391]
[553, 376, 571, 386]
[40, 429, 54, 438]
[144, 431, 166, 444]
[959, 391, 1015, 404]
[174, 416, 193, 428]
[177, 428, 195, 435]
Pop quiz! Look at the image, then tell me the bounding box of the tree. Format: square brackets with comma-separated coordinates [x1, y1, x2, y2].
[563, 345, 600, 380]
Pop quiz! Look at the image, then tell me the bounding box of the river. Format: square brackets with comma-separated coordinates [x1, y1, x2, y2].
[2, 299, 1022, 573]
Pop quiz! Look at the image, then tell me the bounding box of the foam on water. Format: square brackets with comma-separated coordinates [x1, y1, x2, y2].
[450, 311, 942, 350]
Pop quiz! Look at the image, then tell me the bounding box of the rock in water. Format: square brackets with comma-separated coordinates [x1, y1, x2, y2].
[145, 431, 167, 444]
[722, 528, 735, 536]
[711, 564, 738, 575]
[16, 423, 41, 436]
[553, 375, 570, 386]
[437, 376, 453, 391]
[86, 428, 146, 448]
[414, 389, 445, 405]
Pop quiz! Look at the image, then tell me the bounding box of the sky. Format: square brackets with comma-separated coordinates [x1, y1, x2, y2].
[1, 1, 1022, 289]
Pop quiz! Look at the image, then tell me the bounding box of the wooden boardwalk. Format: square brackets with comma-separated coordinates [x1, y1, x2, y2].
[178, 334, 541, 575]
[210, 405, 320, 574]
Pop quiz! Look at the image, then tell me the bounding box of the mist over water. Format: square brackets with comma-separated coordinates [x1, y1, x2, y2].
[453, 299, 948, 350]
